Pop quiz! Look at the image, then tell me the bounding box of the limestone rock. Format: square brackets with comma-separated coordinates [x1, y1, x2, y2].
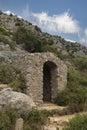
[0, 42, 10, 51]
[0, 88, 36, 113]
[43, 125, 57, 130]
[15, 118, 23, 130]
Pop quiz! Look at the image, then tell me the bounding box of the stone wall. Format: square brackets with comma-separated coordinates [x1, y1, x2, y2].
[0, 51, 67, 104]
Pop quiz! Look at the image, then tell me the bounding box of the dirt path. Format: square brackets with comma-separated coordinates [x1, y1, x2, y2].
[46, 114, 74, 130]
[38, 103, 87, 130]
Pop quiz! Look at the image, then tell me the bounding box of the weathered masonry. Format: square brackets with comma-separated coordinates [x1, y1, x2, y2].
[0, 51, 67, 104]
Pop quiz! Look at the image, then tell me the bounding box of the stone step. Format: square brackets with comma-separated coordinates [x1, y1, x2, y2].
[38, 103, 65, 111]
[0, 84, 8, 91]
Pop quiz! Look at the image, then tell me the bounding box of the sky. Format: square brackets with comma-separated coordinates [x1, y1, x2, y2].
[0, 0, 87, 45]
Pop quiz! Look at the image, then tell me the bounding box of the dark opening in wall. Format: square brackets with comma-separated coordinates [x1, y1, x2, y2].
[43, 61, 57, 102]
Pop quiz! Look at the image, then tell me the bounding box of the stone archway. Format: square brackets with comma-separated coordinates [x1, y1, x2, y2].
[43, 61, 58, 102]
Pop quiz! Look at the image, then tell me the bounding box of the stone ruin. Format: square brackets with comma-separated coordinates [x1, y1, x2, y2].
[0, 51, 67, 104]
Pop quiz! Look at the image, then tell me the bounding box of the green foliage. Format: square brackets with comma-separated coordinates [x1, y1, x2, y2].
[63, 114, 87, 130]
[15, 27, 42, 52]
[14, 26, 54, 53]
[0, 107, 19, 130]
[15, 18, 23, 26]
[15, 22, 21, 26]
[67, 68, 87, 87]
[24, 108, 52, 124]
[0, 26, 10, 36]
[42, 44, 58, 54]
[54, 67, 87, 112]
[23, 108, 52, 130]
[0, 26, 15, 50]
[0, 65, 27, 92]
[24, 109, 43, 124]
[54, 90, 70, 106]
[0, 107, 52, 130]
[34, 25, 41, 32]
[72, 57, 87, 71]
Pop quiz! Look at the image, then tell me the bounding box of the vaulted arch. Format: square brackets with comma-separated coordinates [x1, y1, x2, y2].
[43, 61, 58, 102]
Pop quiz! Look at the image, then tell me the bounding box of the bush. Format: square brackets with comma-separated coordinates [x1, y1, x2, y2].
[72, 57, 87, 71]
[63, 114, 87, 130]
[54, 90, 69, 106]
[0, 107, 19, 130]
[34, 25, 41, 32]
[42, 44, 57, 54]
[0, 65, 27, 92]
[23, 108, 52, 130]
[15, 22, 21, 26]
[0, 26, 9, 36]
[0, 26, 15, 50]
[54, 68, 87, 112]
[68, 103, 85, 114]
[14, 26, 54, 53]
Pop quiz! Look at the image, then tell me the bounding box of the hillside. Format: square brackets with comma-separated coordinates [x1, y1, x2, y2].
[0, 10, 87, 130]
[0, 10, 87, 57]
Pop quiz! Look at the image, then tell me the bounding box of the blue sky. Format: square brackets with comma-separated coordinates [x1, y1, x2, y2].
[0, 0, 87, 45]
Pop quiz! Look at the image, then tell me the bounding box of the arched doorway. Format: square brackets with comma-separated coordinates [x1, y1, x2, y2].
[43, 61, 58, 102]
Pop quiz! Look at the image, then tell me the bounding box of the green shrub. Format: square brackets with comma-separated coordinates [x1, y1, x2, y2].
[54, 90, 69, 106]
[0, 107, 19, 130]
[0, 26, 13, 37]
[68, 103, 85, 114]
[72, 57, 87, 71]
[14, 26, 54, 53]
[0, 35, 15, 50]
[54, 68, 87, 112]
[0, 26, 15, 50]
[42, 44, 58, 54]
[24, 109, 51, 124]
[23, 108, 52, 130]
[15, 22, 22, 26]
[0, 26, 9, 36]
[0, 65, 27, 92]
[15, 27, 42, 52]
[34, 25, 41, 32]
[63, 114, 87, 130]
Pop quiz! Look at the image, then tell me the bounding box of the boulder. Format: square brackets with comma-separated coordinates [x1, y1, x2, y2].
[0, 88, 36, 113]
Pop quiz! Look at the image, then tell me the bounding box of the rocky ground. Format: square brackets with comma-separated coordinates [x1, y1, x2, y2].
[0, 11, 87, 57]
[38, 103, 87, 130]
[44, 114, 74, 130]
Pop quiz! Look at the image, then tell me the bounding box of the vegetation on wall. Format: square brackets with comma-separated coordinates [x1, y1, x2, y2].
[0, 64, 27, 92]
[54, 57, 87, 113]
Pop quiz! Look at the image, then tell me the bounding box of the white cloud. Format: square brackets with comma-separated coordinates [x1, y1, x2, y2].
[21, 6, 80, 35]
[65, 38, 76, 43]
[17, 16, 22, 19]
[4, 10, 15, 16]
[32, 11, 80, 34]
[4, 10, 23, 19]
